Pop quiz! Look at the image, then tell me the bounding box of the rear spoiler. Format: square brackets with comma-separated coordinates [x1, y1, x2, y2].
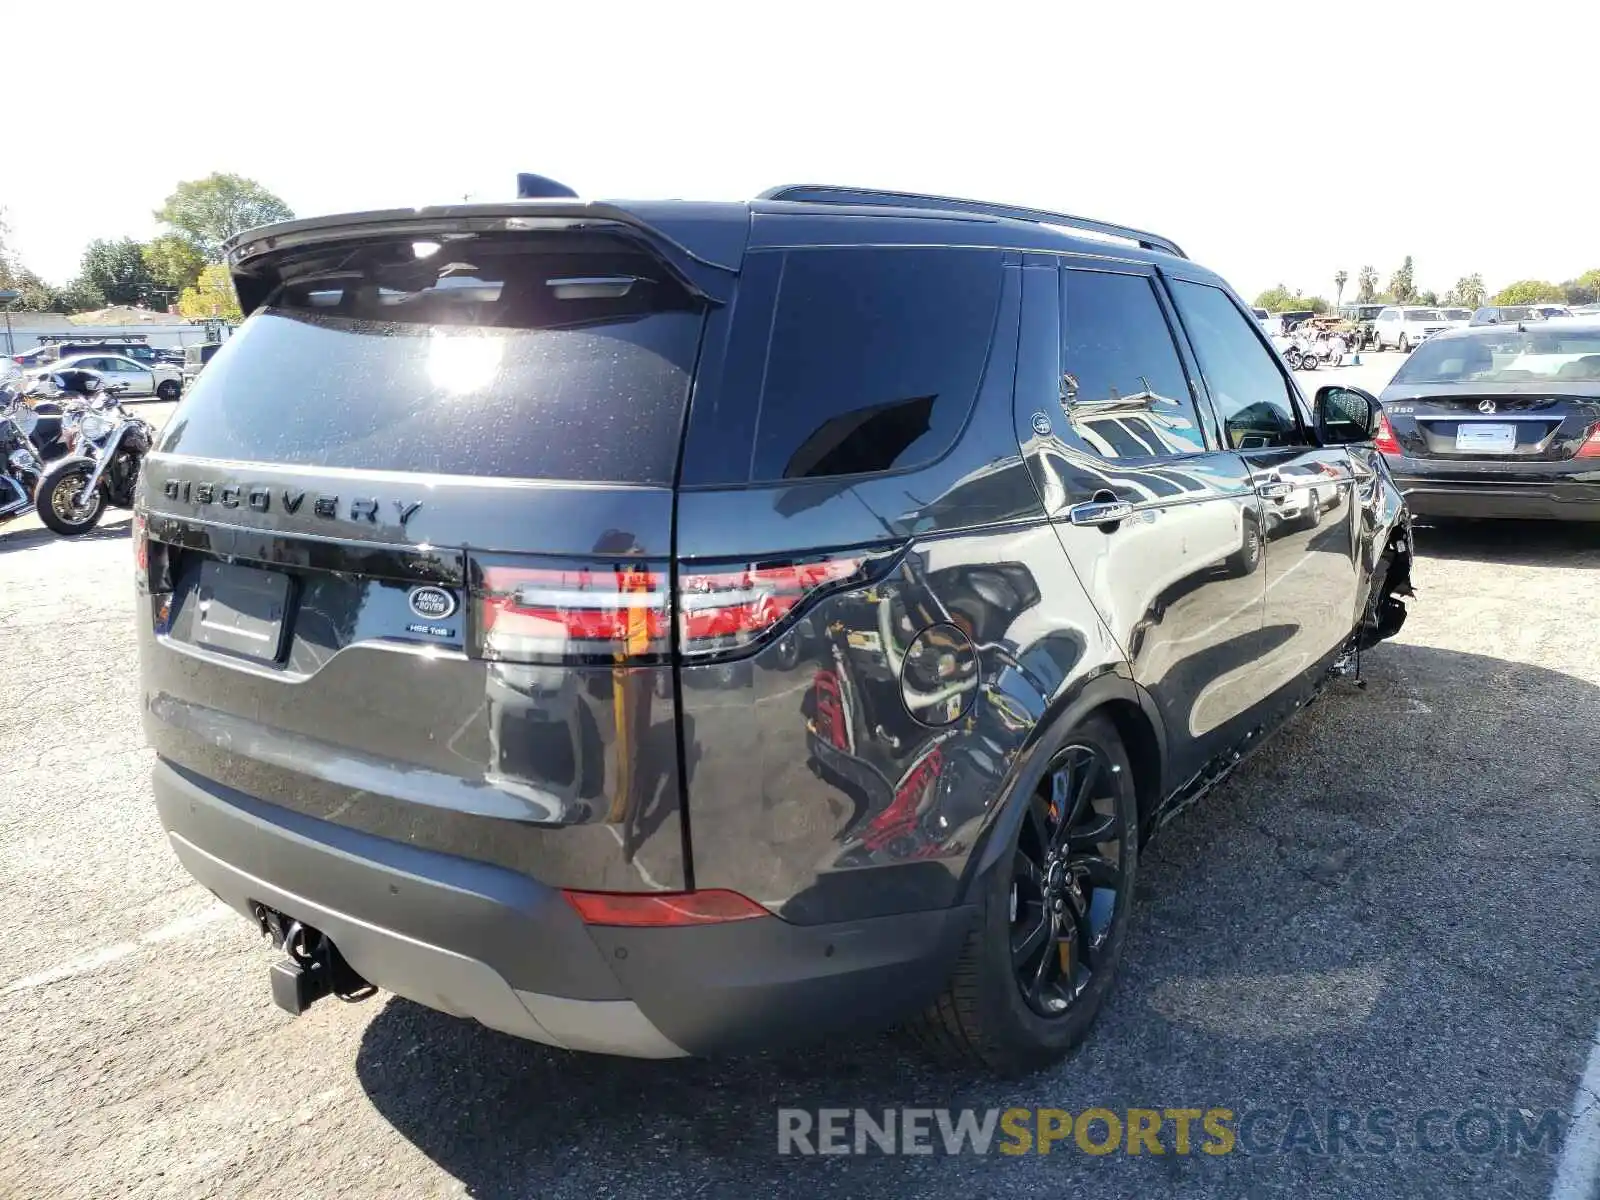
[225, 202, 746, 316]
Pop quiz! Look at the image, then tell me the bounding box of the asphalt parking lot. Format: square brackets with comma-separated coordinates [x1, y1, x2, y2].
[1, 361, 1595, 1199]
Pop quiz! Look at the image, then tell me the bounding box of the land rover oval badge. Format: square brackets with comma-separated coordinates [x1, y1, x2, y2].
[408, 585, 457, 621]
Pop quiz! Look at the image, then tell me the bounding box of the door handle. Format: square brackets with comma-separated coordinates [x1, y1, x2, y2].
[1256, 478, 1292, 500]
[1068, 499, 1135, 528]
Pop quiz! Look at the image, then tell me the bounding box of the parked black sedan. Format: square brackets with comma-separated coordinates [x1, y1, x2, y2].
[1377, 320, 1600, 520]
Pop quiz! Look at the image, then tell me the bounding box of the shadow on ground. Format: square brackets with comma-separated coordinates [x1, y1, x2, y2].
[354, 641, 1599, 1199]
[0, 516, 130, 554]
[1413, 517, 1600, 568]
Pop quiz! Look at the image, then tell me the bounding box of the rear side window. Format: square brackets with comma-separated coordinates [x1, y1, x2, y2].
[1060, 268, 1206, 458]
[746, 247, 1003, 481]
[159, 234, 705, 485]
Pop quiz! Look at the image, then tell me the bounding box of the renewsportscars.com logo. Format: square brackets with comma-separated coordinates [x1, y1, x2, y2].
[777, 1106, 1564, 1158]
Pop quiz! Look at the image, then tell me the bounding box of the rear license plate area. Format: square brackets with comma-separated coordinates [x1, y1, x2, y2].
[193, 560, 292, 664]
[1455, 422, 1516, 453]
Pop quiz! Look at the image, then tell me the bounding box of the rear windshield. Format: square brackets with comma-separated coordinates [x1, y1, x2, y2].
[1393, 330, 1600, 384]
[1403, 309, 1442, 322]
[158, 235, 704, 484]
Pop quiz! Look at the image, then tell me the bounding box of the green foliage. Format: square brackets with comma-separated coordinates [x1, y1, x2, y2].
[143, 235, 206, 295]
[178, 263, 243, 321]
[155, 173, 294, 261]
[79, 237, 158, 307]
[1387, 256, 1416, 304]
[1254, 285, 1328, 314]
[1445, 274, 1487, 309]
[1491, 279, 1565, 305]
[1559, 268, 1600, 306]
[1356, 265, 1379, 303]
[46, 278, 107, 313]
[1416, 290, 1439, 306]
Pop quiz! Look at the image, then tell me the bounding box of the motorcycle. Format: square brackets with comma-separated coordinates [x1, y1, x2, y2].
[33, 375, 154, 536]
[1284, 329, 1348, 371]
[0, 380, 50, 526]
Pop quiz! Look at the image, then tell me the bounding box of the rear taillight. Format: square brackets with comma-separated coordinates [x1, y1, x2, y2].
[1374, 412, 1402, 456]
[477, 561, 672, 664]
[1577, 425, 1600, 459]
[472, 551, 881, 665]
[561, 888, 770, 927]
[678, 557, 867, 658]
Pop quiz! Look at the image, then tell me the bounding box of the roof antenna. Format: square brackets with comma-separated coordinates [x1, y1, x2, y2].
[517, 173, 578, 199]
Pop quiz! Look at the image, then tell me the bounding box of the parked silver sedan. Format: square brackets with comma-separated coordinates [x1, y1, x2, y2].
[28, 353, 183, 401]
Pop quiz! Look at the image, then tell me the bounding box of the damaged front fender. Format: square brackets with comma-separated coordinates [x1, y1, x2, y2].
[1353, 450, 1415, 649]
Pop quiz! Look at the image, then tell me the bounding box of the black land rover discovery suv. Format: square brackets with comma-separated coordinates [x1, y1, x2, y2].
[137, 184, 1413, 1075]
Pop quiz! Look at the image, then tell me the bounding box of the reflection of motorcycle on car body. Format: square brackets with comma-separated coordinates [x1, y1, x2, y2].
[801, 549, 1052, 866]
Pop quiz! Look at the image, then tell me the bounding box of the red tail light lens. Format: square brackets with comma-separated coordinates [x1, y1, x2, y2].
[1374, 411, 1402, 456]
[476, 562, 671, 664]
[561, 888, 771, 926]
[1577, 425, 1600, 458]
[473, 552, 882, 664]
[678, 556, 867, 659]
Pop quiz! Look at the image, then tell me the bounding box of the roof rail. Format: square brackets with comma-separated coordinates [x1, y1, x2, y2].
[757, 185, 1186, 259]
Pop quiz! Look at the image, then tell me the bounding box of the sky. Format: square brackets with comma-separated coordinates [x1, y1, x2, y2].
[5, 0, 1598, 303]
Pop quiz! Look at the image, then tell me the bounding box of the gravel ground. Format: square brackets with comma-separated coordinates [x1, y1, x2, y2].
[0, 367, 1595, 1199]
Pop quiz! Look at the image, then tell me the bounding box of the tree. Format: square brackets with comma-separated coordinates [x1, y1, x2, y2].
[1334, 269, 1348, 309]
[1492, 279, 1565, 305]
[155, 173, 294, 261]
[1357, 265, 1379, 303]
[1446, 273, 1487, 309]
[1254, 284, 1329, 314]
[1387, 256, 1416, 304]
[1559, 268, 1600, 306]
[78, 237, 158, 307]
[1417, 290, 1439, 307]
[143, 235, 206, 297]
[177, 263, 243, 321]
[1254, 284, 1296, 311]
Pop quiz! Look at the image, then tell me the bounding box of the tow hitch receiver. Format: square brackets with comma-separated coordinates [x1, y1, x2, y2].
[253, 904, 374, 1015]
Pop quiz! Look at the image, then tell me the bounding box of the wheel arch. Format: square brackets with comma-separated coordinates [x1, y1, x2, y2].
[956, 670, 1170, 904]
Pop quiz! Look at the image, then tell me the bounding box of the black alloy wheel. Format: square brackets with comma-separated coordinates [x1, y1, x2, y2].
[910, 714, 1138, 1075]
[1008, 743, 1126, 1017]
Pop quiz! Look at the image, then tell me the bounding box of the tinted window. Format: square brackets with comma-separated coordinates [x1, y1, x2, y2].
[159, 235, 705, 484]
[1169, 280, 1304, 450]
[748, 247, 1003, 480]
[1060, 269, 1206, 458]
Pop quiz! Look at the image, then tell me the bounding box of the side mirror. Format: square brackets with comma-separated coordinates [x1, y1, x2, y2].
[1313, 385, 1380, 445]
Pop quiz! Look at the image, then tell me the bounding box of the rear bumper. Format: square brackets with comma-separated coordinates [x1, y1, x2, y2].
[154, 759, 972, 1057]
[1388, 465, 1600, 521]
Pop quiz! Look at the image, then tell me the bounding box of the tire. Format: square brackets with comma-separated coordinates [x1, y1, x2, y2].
[36, 458, 106, 536]
[908, 715, 1139, 1076]
[156, 379, 181, 401]
[1303, 489, 1323, 529]
[1302, 355, 1319, 370]
[1226, 514, 1264, 576]
[1285, 349, 1303, 370]
[1398, 334, 1409, 353]
[771, 629, 803, 672]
